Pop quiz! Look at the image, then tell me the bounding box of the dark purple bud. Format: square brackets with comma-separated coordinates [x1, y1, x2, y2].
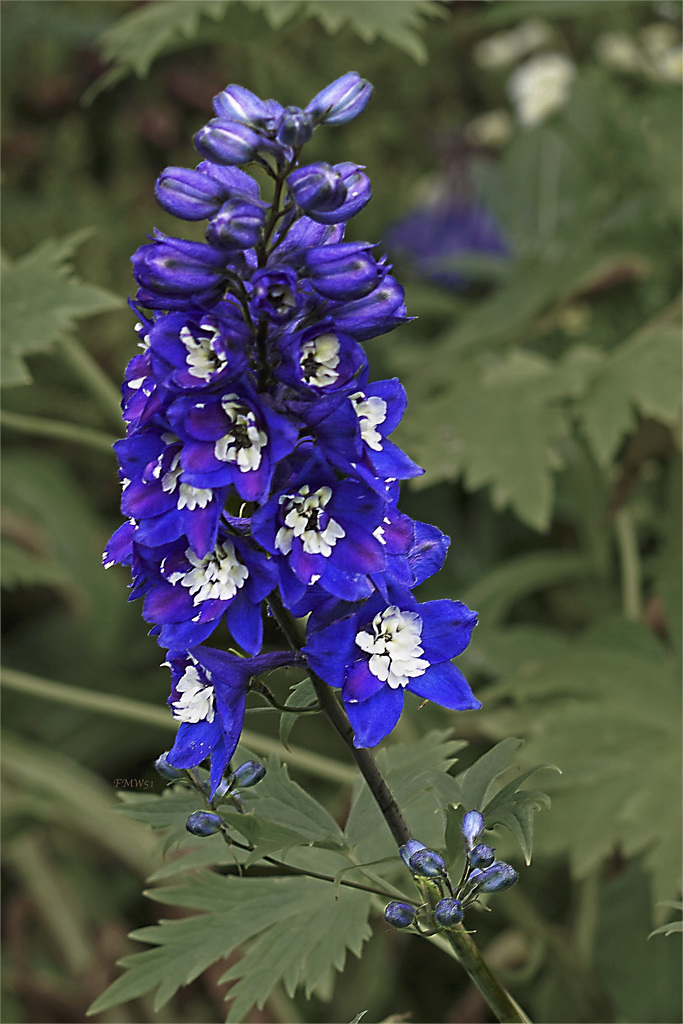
[250, 268, 300, 323]
[277, 106, 314, 147]
[185, 810, 222, 836]
[470, 844, 495, 869]
[213, 84, 281, 131]
[408, 848, 447, 878]
[194, 119, 262, 165]
[470, 861, 518, 893]
[154, 166, 227, 221]
[154, 751, 186, 780]
[330, 275, 408, 340]
[434, 898, 464, 928]
[231, 760, 266, 788]
[131, 234, 227, 298]
[461, 810, 485, 850]
[399, 838, 426, 867]
[205, 199, 267, 250]
[305, 72, 373, 126]
[384, 901, 416, 928]
[288, 162, 347, 215]
[305, 242, 380, 300]
[307, 163, 371, 224]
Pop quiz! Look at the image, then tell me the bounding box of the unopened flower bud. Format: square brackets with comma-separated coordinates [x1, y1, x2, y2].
[288, 162, 347, 214]
[307, 163, 371, 224]
[470, 861, 518, 893]
[408, 848, 447, 878]
[213, 84, 280, 131]
[305, 242, 380, 300]
[205, 199, 267, 250]
[185, 810, 222, 836]
[131, 233, 227, 299]
[461, 809, 485, 850]
[470, 844, 495, 868]
[154, 752, 186, 780]
[331, 275, 408, 340]
[384, 901, 416, 928]
[231, 760, 266, 788]
[434, 898, 463, 928]
[305, 72, 373, 126]
[194, 119, 263, 166]
[277, 106, 314, 147]
[399, 839, 426, 867]
[154, 166, 227, 221]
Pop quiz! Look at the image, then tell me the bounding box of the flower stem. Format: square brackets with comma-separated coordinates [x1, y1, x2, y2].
[57, 337, 123, 431]
[614, 506, 642, 621]
[0, 409, 118, 454]
[267, 595, 412, 846]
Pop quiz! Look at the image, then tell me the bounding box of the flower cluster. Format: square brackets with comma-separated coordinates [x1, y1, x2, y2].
[384, 810, 519, 932]
[105, 73, 480, 795]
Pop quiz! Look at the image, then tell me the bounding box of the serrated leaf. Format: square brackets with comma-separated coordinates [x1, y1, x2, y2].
[240, 753, 344, 843]
[88, 871, 371, 1020]
[220, 808, 317, 865]
[398, 351, 569, 531]
[477, 623, 682, 905]
[1, 233, 122, 388]
[577, 301, 682, 465]
[279, 677, 318, 749]
[96, 1, 231, 78]
[483, 764, 559, 864]
[304, 0, 445, 64]
[649, 920, 683, 938]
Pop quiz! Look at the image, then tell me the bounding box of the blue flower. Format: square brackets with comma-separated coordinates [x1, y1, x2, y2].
[166, 647, 299, 796]
[304, 589, 480, 746]
[386, 198, 508, 290]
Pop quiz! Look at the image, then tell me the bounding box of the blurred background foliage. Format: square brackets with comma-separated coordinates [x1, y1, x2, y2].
[1, 1, 681, 1022]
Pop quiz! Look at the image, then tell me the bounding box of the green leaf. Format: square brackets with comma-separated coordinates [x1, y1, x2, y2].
[95, 1, 231, 79]
[219, 808, 319, 865]
[482, 764, 559, 865]
[240, 753, 344, 845]
[577, 301, 683, 465]
[303, 0, 445, 64]
[87, 872, 372, 1019]
[461, 550, 597, 625]
[345, 731, 466, 860]
[1, 232, 122, 388]
[279, 677, 318, 749]
[477, 622, 682, 905]
[398, 350, 569, 531]
[450, 737, 524, 813]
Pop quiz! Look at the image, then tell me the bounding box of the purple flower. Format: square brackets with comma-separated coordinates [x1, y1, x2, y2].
[305, 72, 373, 126]
[276, 322, 367, 396]
[386, 198, 508, 290]
[252, 457, 387, 604]
[167, 388, 298, 500]
[303, 589, 479, 746]
[166, 646, 298, 796]
[147, 306, 250, 390]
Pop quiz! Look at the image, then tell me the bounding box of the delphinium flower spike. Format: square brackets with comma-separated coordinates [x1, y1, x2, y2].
[104, 72, 481, 796]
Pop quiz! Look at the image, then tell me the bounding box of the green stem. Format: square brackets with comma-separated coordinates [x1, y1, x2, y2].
[614, 506, 642, 621]
[57, 337, 123, 430]
[0, 409, 118, 454]
[440, 927, 531, 1023]
[0, 667, 356, 785]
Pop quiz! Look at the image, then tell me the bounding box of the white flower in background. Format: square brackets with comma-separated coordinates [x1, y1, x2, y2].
[594, 32, 644, 73]
[464, 109, 515, 148]
[473, 19, 552, 70]
[507, 53, 576, 129]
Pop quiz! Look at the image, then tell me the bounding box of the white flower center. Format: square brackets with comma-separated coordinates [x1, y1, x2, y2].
[214, 396, 267, 471]
[179, 540, 249, 604]
[300, 333, 340, 387]
[350, 391, 387, 451]
[355, 606, 429, 689]
[180, 322, 226, 380]
[171, 664, 215, 723]
[275, 484, 345, 557]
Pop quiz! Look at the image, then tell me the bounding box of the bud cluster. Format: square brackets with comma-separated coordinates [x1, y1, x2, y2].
[105, 73, 481, 799]
[384, 811, 519, 932]
[153, 754, 267, 836]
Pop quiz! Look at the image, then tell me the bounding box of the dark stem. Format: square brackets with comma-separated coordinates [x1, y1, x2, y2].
[266, 594, 412, 847]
